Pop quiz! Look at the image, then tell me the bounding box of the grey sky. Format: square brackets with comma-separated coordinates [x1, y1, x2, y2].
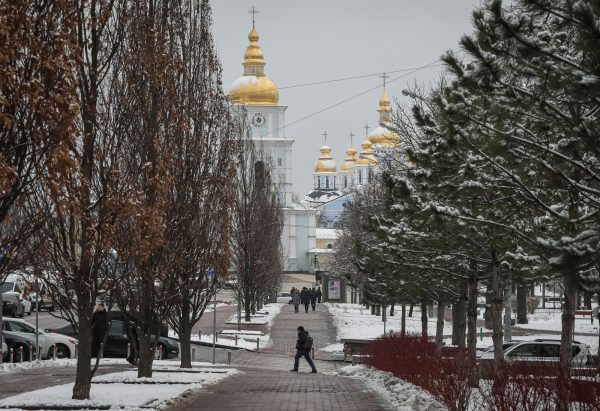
[211, 0, 478, 196]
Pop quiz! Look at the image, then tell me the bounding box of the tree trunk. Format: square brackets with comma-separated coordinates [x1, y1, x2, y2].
[517, 285, 528, 324]
[490, 250, 504, 376]
[452, 278, 467, 347]
[72, 304, 93, 400]
[421, 300, 428, 338]
[389, 303, 394, 317]
[179, 302, 192, 368]
[542, 282, 546, 309]
[401, 303, 406, 336]
[375, 304, 381, 316]
[137, 331, 154, 378]
[244, 291, 251, 322]
[435, 297, 444, 346]
[467, 270, 479, 386]
[408, 303, 413, 317]
[484, 287, 493, 330]
[370, 304, 375, 315]
[558, 280, 576, 410]
[583, 291, 592, 309]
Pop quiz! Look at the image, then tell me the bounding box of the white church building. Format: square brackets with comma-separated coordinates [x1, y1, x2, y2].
[227, 22, 400, 273]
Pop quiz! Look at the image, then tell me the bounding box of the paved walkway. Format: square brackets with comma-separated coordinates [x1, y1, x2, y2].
[171, 302, 390, 410]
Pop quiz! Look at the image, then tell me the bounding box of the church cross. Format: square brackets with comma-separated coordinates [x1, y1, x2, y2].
[248, 6, 259, 26]
[364, 124, 370, 137]
[322, 131, 328, 144]
[379, 72, 390, 89]
[349, 132, 355, 146]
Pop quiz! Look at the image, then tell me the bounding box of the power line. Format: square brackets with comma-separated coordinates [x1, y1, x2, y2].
[258, 59, 441, 138]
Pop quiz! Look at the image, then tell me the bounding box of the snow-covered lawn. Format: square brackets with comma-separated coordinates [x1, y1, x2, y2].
[224, 303, 282, 326]
[338, 365, 446, 411]
[168, 330, 268, 351]
[0, 362, 238, 410]
[0, 358, 127, 374]
[325, 303, 452, 340]
[514, 309, 599, 334]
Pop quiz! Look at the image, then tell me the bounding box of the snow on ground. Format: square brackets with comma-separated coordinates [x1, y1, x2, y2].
[0, 358, 126, 374]
[325, 303, 452, 340]
[338, 365, 446, 411]
[0, 364, 238, 410]
[319, 343, 344, 353]
[514, 309, 599, 334]
[225, 303, 282, 326]
[168, 330, 267, 351]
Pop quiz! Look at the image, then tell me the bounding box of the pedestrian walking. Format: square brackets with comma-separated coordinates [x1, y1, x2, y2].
[292, 288, 301, 313]
[310, 287, 317, 311]
[300, 287, 310, 313]
[91, 303, 109, 358]
[316, 286, 322, 303]
[290, 326, 317, 373]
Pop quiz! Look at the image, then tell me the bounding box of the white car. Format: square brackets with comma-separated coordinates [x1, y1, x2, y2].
[479, 339, 591, 364]
[276, 292, 291, 304]
[2, 318, 78, 359]
[20, 295, 32, 315]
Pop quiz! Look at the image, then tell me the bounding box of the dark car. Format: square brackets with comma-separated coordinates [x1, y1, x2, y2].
[2, 292, 25, 317]
[46, 320, 179, 360]
[2, 331, 35, 362]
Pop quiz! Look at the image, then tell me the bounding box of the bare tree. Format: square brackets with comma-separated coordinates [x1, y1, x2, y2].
[0, 0, 78, 277]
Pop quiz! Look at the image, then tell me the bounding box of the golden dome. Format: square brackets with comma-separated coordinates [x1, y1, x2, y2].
[356, 140, 377, 166]
[314, 145, 337, 173]
[368, 90, 400, 147]
[228, 25, 279, 106]
[340, 145, 357, 172]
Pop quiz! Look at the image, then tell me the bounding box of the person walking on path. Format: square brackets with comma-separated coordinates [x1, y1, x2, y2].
[290, 326, 317, 373]
[300, 287, 310, 313]
[91, 303, 109, 358]
[310, 287, 317, 311]
[291, 288, 301, 313]
[316, 286, 322, 303]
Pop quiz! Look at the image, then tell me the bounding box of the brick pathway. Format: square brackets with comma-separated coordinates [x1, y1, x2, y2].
[170, 301, 390, 410]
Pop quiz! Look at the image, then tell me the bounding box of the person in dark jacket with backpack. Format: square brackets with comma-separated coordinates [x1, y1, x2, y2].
[91, 303, 109, 358]
[300, 287, 310, 313]
[290, 326, 317, 373]
[309, 287, 317, 311]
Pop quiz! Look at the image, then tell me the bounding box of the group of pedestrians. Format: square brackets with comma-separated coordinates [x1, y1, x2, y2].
[290, 286, 321, 313]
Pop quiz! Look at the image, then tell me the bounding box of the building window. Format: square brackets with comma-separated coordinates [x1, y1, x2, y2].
[327, 244, 333, 249]
[317, 177, 321, 189]
[358, 171, 362, 184]
[334, 176, 336, 189]
[344, 176, 348, 188]
[277, 157, 282, 166]
[325, 176, 330, 189]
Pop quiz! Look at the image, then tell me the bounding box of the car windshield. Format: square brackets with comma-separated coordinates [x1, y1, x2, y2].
[6, 320, 35, 334]
[0, 282, 14, 293]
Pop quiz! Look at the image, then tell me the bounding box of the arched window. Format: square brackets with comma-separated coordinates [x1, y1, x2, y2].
[358, 170, 362, 184]
[317, 176, 321, 189]
[325, 176, 330, 189]
[344, 176, 348, 189]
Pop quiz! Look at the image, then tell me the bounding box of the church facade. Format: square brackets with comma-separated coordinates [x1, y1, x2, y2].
[228, 23, 399, 273]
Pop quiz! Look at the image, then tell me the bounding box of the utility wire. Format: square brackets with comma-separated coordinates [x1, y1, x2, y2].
[256, 59, 441, 138]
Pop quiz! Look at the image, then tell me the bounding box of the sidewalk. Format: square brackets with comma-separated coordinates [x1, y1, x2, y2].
[170, 302, 391, 410]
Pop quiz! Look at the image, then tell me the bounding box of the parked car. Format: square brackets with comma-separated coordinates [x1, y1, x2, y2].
[2, 331, 35, 362]
[276, 292, 291, 304]
[476, 341, 521, 358]
[19, 295, 32, 315]
[2, 292, 25, 317]
[46, 320, 179, 360]
[480, 339, 591, 363]
[29, 292, 55, 312]
[2, 318, 77, 359]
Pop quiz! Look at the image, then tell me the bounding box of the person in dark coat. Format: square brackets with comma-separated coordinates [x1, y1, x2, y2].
[300, 287, 310, 313]
[91, 303, 109, 358]
[309, 287, 317, 311]
[316, 286, 322, 303]
[290, 326, 317, 373]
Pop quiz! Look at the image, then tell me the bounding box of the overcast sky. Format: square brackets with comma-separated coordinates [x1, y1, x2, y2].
[211, 0, 480, 196]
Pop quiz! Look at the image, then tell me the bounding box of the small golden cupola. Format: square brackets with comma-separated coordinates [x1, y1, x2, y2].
[340, 132, 358, 172]
[368, 85, 400, 147]
[356, 138, 377, 166]
[314, 144, 337, 173]
[228, 23, 279, 106]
